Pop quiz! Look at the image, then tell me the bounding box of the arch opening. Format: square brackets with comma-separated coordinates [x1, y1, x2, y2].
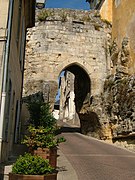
[54, 64, 91, 126]
[66, 65, 91, 113]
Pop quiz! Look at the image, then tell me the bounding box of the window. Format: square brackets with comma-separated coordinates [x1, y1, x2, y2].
[16, 0, 22, 46]
[19, 17, 26, 71]
[14, 100, 21, 143]
[4, 80, 12, 141]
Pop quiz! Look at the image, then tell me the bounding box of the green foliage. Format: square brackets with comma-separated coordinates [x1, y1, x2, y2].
[60, 11, 68, 22]
[37, 10, 53, 21]
[40, 103, 56, 127]
[72, 13, 77, 20]
[12, 153, 54, 175]
[23, 126, 66, 149]
[27, 102, 56, 128]
[102, 18, 112, 26]
[25, 100, 66, 150]
[94, 23, 102, 31]
[27, 101, 41, 127]
[94, 12, 101, 18]
[82, 14, 91, 22]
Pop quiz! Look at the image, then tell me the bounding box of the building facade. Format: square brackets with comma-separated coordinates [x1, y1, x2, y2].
[59, 71, 76, 122]
[0, 0, 35, 162]
[112, 0, 135, 74]
[87, 0, 113, 22]
[91, 0, 135, 74]
[23, 2, 135, 148]
[100, 0, 135, 149]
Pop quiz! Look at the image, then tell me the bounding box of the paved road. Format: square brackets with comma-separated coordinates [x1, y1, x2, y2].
[59, 126, 135, 180]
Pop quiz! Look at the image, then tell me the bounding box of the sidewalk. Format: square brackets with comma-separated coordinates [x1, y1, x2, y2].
[0, 149, 78, 180]
[57, 120, 78, 180]
[0, 121, 78, 179]
[57, 149, 78, 180]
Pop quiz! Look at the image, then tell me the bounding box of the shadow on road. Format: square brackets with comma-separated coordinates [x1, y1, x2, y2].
[57, 120, 81, 134]
[60, 126, 81, 133]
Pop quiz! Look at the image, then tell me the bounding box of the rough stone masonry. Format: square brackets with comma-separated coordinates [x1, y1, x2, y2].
[24, 8, 111, 101]
[23, 9, 135, 151]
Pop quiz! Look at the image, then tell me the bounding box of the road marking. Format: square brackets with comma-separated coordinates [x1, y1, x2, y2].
[65, 154, 135, 157]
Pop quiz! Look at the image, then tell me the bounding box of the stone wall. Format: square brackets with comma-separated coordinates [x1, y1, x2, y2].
[104, 75, 135, 137]
[23, 8, 111, 106]
[23, 8, 135, 151]
[79, 37, 135, 152]
[101, 37, 135, 151]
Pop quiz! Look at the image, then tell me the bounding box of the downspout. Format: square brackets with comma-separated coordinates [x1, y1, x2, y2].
[0, 0, 14, 161]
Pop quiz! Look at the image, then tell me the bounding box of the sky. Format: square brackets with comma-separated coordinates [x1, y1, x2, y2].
[55, 71, 65, 101]
[46, 0, 90, 10]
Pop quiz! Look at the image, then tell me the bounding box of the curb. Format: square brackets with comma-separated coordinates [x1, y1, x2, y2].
[57, 149, 78, 180]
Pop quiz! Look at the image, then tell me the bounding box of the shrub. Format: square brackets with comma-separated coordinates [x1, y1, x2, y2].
[23, 126, 66, 150]
[24, 100, 66, 150]
[82, 14, 91, 22]
[37, 10, 53, 21]
[60, 11, 68, 22]
[27, 102, 56, 128]
[12, 153, 54, 175]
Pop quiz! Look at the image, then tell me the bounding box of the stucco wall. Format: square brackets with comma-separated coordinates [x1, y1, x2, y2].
[112, 0, 135, 74]
[0, 0, 27, 162]
[0, 0, 35, 162]
[0, 0, 9, 100]
[100, 0, 112, 23]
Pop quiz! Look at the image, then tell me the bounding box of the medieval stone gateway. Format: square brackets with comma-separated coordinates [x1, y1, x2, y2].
[23, 9, 135, 150]
[23, 8, 111, 139]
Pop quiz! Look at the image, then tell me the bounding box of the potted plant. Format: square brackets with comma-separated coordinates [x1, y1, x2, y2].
[23, 125, 66, 168]
[23, 100, 66, 168]
[27, 101, 56, 128]
[9, 153, 57, 180]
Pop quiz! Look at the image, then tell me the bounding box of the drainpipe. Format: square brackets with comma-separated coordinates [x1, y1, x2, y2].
[0, 0, 14, 162]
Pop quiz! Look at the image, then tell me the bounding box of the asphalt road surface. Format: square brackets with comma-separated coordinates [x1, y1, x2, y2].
[59, 126, 135, 180]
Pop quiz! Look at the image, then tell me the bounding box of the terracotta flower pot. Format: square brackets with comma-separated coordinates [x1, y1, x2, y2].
[9, 173, 57, 180]
[32, 147, 57, 168]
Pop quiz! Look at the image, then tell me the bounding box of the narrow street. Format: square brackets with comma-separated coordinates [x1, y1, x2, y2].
[59, 125, 135, 180]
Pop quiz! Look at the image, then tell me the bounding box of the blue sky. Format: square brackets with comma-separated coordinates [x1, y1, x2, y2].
[46, 0, 90, 10]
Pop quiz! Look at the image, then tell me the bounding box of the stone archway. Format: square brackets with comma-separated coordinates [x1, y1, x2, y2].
[57, 63, 103, 138]
[66, 64, 91, 113]
[58, 63, 90, 127]
[23, 8, 112, 139]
